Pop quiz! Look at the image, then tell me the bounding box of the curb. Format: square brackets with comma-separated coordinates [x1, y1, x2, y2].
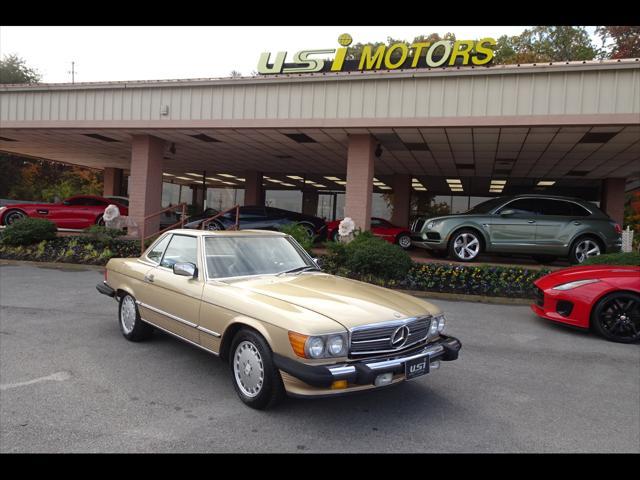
[0, 259, 106, 271]
[394, 289, 533, 305]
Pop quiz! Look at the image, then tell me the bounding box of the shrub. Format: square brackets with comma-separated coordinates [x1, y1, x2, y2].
[85, 225, 125, 247]
[323, 230, 412, 283]
[1, 217, 57, 246]
[581, 252, 640, 266]
[278, 223, 315, 254]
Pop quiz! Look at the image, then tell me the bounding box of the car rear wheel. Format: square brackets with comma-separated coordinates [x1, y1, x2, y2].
[570, 237, 601, 264]
[205, 220, 225, 231]
[3, 209, 26, 226]
[118, 293, 154, 342]
[396, 234, 412, 250]
[229, 328, 284, 410]
[591, 292, 640, 344]
[449, 229, 482, 262]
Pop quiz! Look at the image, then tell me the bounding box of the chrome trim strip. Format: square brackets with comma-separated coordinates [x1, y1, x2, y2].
[365, 344, 444, 370]
[136, 301, 198, 328]
[196, 325, 222, 338]
[140, 317, 218, 356]
[327, 365, 356, 377]
[350, 335, 429, 356]
[349, 315, 430, 333]
[352, 337, 391, 344]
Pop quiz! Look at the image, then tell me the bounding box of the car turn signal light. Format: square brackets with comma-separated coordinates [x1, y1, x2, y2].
[288, 331, 308, 358]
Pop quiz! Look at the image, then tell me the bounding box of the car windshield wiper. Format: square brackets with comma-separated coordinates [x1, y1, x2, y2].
[276, 265, 317, 276]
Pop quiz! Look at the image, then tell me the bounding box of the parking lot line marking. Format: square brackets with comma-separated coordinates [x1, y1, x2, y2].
[0, 371, 71, 391]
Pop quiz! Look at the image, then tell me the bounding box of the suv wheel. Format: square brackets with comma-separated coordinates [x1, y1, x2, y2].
[570, 237, 601, 264]
[449, 229, 482, 262]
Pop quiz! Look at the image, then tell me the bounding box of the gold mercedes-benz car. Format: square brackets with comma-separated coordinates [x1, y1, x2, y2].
[97, 229, 462, 409]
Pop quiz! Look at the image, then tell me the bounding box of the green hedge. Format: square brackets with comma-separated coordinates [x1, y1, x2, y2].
[278, 223, 314, 254]
[1, 218, 57, 246]
[581, 252, 640, 266]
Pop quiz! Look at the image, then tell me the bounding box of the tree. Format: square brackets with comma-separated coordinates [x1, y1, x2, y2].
[596, 26, 640, 59]
[0, 54, 41, 84]
[229, 70, 242, 78]
[494, 26, 598, 64]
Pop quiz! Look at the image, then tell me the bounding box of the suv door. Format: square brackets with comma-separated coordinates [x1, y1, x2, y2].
[488, 198, 539, 252]
[143, 234, 203, 343]
[535, 199, 591, 255]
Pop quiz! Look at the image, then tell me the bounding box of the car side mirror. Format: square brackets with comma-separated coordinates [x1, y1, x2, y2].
[313, 257, 324, 270]
[500, 209, 515, 216]
[173, 262, 197, 278]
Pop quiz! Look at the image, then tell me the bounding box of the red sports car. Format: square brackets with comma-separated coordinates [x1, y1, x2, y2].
[327, 217, 413, 249]
[532, 265, 640, 343]
[0, 195, 128, 230]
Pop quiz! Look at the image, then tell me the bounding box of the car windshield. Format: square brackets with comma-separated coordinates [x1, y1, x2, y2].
[465, 197, 508, 214]
[204, 235, 315, 279]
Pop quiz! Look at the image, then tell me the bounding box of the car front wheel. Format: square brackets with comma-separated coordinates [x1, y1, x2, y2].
[230, 328, 284, 410]
[570, 237, 601, 264]
[3, 209, 26, 225]
[118, 293, 154, 341]
[396, 234, 412, 250]
[449, 229, 482, 262]
[591, 292, 640, 344]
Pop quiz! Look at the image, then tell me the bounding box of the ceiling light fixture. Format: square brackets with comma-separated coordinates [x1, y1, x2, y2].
[537, 180, 556, 186]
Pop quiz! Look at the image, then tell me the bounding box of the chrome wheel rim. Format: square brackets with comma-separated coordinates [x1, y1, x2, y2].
[233, 341, 264, 398]
[5, 211, 25, 225]
[120, 296, 136, 334]
[207, 222, 223, 231]
[599, 296, 640, 341]
[575, 239, 600, 263]
[453, 233, 479, 260]
[398, 235, 411, 249]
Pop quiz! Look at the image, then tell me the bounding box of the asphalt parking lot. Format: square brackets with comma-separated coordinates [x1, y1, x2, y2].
[1, 263, 638, 453]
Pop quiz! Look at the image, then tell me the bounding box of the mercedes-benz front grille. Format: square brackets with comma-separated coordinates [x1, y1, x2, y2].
[349, 316, 432, 357]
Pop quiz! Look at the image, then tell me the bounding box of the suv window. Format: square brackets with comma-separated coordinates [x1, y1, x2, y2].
[498, 198, 538, 216]
[146, 234, 172, 264]
[160, 235, 198, 269]
[571, 203, 591, 217]
[537, 199, 574, 216]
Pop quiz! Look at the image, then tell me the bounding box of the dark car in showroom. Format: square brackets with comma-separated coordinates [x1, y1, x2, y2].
[411, 194, 622, 264]
[184, 205, 327, 240]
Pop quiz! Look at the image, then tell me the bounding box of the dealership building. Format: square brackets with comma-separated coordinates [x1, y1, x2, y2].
[0, 57, 639, 234]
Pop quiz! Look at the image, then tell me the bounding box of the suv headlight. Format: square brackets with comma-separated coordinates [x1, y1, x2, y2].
[288, 331, 348, 359]
[426, 220, 437, 229]
[552, 279, 600, 291]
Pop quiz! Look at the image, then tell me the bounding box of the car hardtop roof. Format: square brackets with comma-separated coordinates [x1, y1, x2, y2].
[167, 228, 287, 237]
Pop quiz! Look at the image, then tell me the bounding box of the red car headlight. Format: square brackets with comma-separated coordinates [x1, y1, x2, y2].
[552, 279, 600, 291]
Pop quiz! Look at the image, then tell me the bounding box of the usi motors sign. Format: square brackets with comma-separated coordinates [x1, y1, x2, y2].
[257, 34, 496, 74]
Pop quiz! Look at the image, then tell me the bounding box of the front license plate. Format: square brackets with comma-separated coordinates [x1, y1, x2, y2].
[405, 356, 429, 380]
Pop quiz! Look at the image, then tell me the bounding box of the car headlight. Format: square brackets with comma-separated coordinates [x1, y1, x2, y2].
[429, 317, 439, 336]
[427, 220, 437, 229]
[552, 279, 600, 291]
[288, 331, 348, 359]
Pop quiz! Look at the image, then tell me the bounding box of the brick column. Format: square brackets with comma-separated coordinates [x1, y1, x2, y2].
[244, 170, 263, 206]
[345, 134, 375, 231]
[302, 189, 319, 216]
[129, 135, 165, 235]
[391, 174, 411, 228]
[103, 167, 123, 197]
[600, 178, 626, 225]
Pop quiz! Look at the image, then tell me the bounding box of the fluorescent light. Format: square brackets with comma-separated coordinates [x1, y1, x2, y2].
[537, 180, 556, 186]
[373, 182, 386, 186]
[206, 177, 220, 181]
[312, 183, 326, 188]
[378, 186, 391, 190]
[235, 178, 245, 182]
[373, 177, 380, 182]
[335, 181, 347, 185]
[324, 176, 343, 181]
[185, 172, 202, 177]
[490, 180, 507, 185]
[265, 178, 282, 183]
[287, 175, 304, 180]
[280, 182, 295, 187]
[175, 176, 193, 180]
[218, 174, 236, 178]
[414, 187, 427, 191]
[221, 181, 236, 185]
[450, 187, 464, 192]
[162, 173, 174, 177]
[446, 178, 462, 184]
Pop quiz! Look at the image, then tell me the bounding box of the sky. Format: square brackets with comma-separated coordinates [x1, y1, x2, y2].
[0, 26, 600, 84]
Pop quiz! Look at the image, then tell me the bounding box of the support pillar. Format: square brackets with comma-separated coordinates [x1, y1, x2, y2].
[391, 174, 412, 228]
[103, 167, 123, 197]
[192, 184, 205, 212]
[129, 135, 165, 235]
[302, 189, 319, 216]
[344, 134, 375, 231]
[244, 171, 264, 206]
[600, 178, 626, 225]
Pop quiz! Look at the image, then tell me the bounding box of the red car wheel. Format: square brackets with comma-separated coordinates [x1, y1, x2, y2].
[3, 209, 26, 225]
[591, 292, 640, 344]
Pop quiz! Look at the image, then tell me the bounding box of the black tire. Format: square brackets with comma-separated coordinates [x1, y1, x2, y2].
[396, 233, 412, 250]
[229, 328, 285, 410]
[3, 209, 26, 226]
[448, 229, 483, 262]
[532, 255, 557, 264]
[205, 220, 225, 231]
[118, 293, 154, 342]
[297, 222, 316, 239]
[569, 236, 603, 264]
[591, 292, 640, 344]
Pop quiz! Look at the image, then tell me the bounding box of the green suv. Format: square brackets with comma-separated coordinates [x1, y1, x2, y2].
[411, 195, 623, 264]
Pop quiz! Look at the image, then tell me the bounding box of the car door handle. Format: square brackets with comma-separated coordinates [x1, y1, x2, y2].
[144, 274, 155, 283]
[527, 220, 536, 224]
[573, 221, 582, 225]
